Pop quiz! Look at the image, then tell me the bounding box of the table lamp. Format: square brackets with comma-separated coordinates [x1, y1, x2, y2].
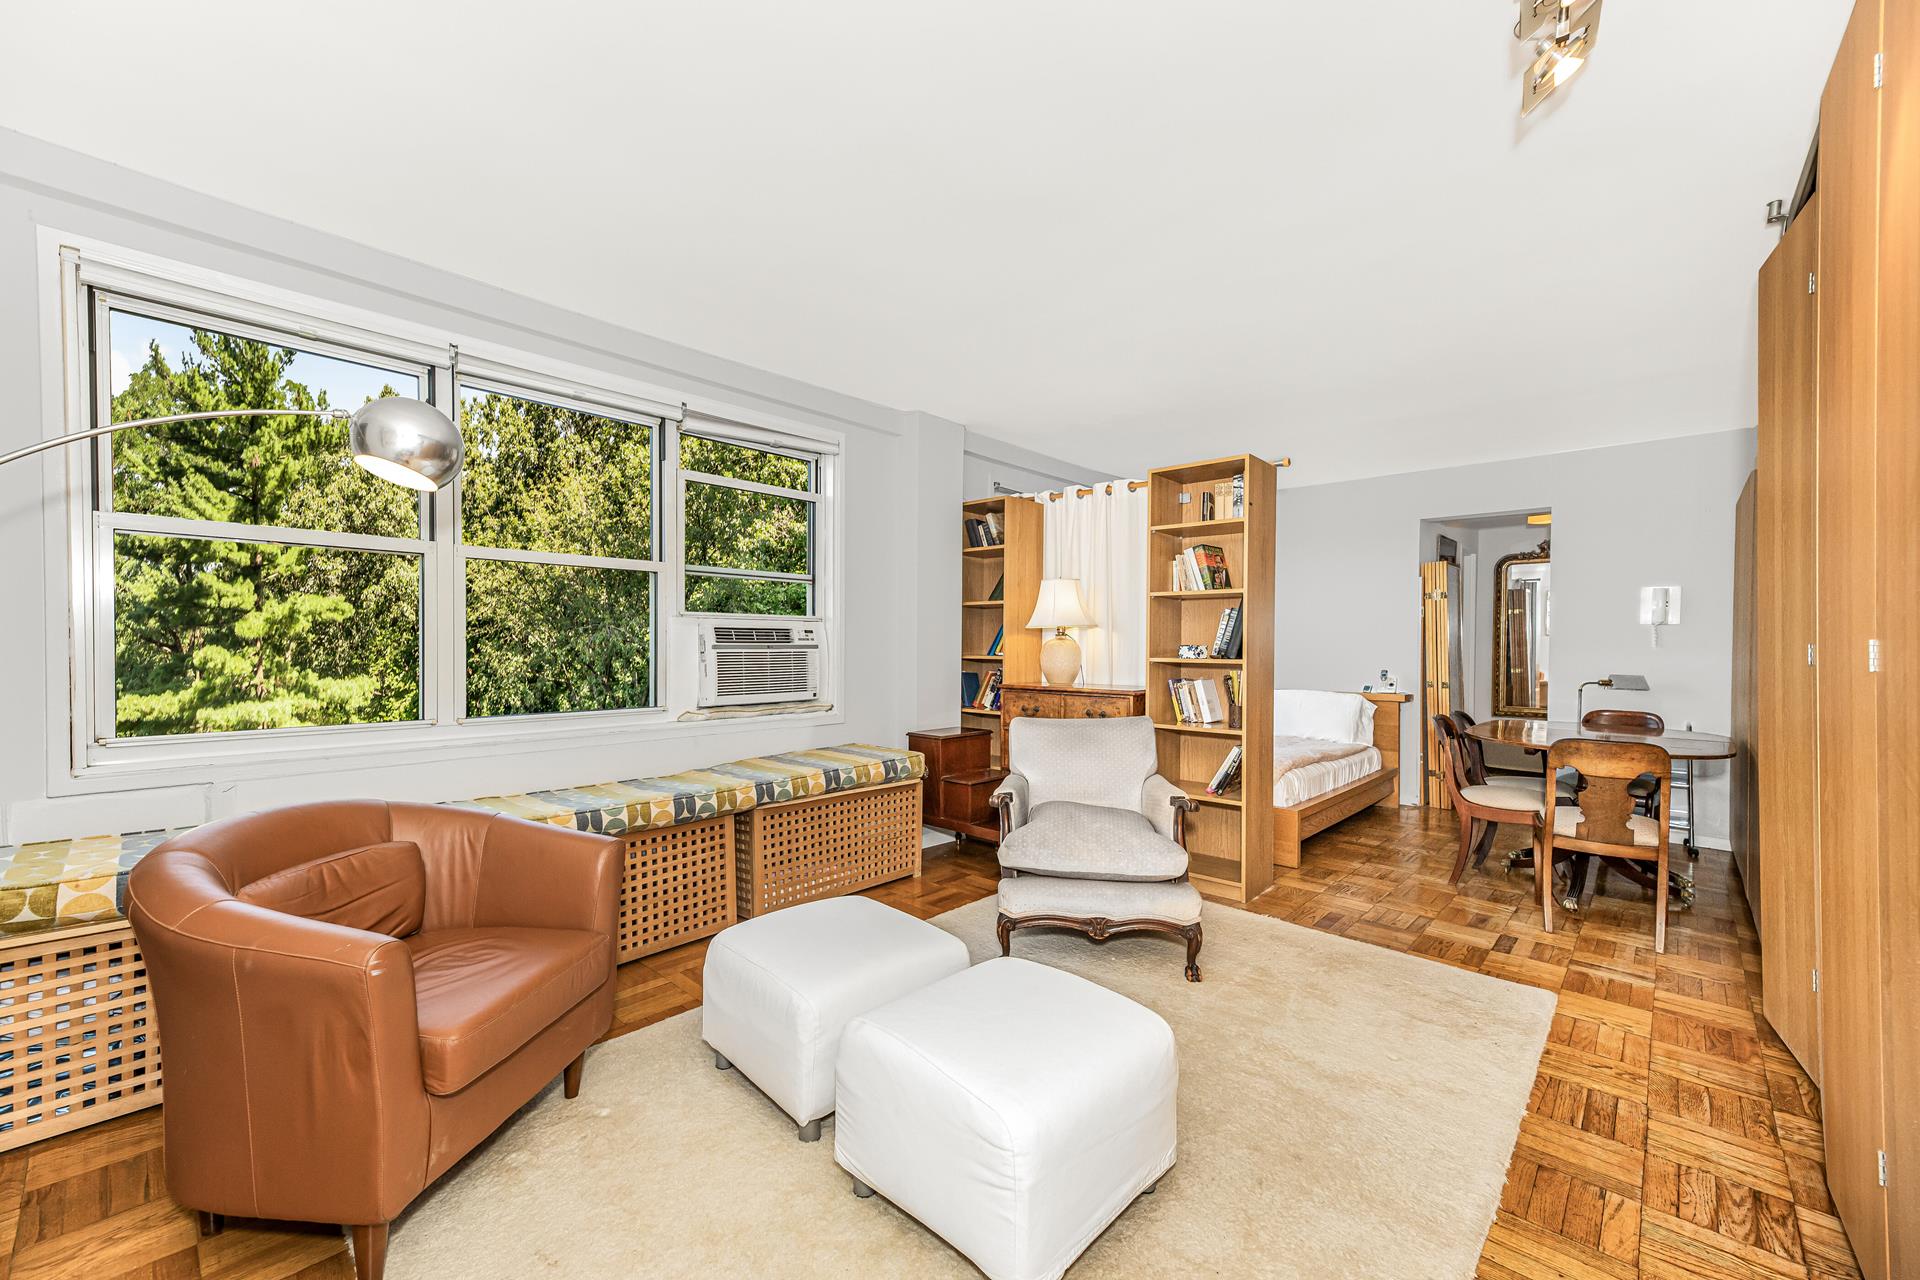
[1577, 673, 1649, 721]
[1028, 578, 1095, 687]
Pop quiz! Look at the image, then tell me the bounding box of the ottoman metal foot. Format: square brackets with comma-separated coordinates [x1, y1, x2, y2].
[1144, 1179, 1159, 1195]
[798, 1118, 823, 1142]
[852, 1178, 876, 1199]
[714, 1051, 733, 1070]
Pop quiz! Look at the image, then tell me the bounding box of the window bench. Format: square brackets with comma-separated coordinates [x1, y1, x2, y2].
[0, 742, 923, 1152]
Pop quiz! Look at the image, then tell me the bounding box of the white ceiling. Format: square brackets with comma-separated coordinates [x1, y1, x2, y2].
[0, 1, 1852, 485]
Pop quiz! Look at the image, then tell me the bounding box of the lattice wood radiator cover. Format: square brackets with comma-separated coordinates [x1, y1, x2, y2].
[0, 923, 162, 1151]
[735, 780, 923, 919]
[619, 816, 737, 961]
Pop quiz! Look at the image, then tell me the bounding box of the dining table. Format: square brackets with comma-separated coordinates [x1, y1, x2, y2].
[1462, 717, 1737, 909]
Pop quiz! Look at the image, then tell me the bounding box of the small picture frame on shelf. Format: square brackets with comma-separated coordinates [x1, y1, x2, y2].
[1178, 644, 1208, 659]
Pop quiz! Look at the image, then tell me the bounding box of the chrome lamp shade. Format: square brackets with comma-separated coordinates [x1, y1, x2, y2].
[347, 398, 464, 492]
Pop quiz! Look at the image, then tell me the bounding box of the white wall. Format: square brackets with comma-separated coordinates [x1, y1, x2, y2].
[1277, 430, 1756, 847]
[962, 431, 1105, 499]
[0, 133, 1101, 844]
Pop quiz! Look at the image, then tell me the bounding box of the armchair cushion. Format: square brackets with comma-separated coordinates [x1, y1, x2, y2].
[237, 840, 425, 937]
[1009, 716, 1157, 812]
[997, 801, 1189, 882]
[409, 926, 611, 1095]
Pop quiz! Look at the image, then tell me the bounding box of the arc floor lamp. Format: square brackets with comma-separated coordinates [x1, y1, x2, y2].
[0, 397, 465, 491]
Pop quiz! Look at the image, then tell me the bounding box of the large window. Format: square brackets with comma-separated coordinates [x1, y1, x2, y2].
[457, 383, 660, 716]
[65, 261, 835, 764]
[96, 299, 431, 739]
[681, 429, 817, 616]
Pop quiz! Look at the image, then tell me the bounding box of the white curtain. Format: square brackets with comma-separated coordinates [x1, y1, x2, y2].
[1036, 482, 1149, 685]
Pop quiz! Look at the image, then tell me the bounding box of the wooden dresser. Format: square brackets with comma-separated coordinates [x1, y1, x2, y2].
[999, 682, 1148, 745]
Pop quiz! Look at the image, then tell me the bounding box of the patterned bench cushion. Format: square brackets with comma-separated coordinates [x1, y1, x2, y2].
[459, 743, 925, 834]
[0, 829, 180, 937]
[0, 743, 925, 938]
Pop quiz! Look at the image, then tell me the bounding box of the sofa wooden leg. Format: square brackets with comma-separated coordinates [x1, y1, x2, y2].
[1182, 923, 1203, 983]
[197, 1210, 224, 1238]
[995, 913, 1014, 958]
[563, 1052, 585, 1100]
[350, 1223, 388, 1280]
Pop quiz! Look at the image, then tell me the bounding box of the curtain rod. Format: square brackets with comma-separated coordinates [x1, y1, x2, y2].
[987, 479, 1150, 500]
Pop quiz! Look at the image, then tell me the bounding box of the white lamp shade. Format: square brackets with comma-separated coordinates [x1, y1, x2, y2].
[1028, 578, 1094, 630]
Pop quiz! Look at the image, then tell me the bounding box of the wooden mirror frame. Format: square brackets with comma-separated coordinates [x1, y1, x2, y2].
[1491, 539, 1551, 719]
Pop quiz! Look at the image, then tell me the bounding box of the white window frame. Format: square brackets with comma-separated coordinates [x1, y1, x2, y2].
[452, 365, 667, 719]
[85, 288, 444, 746]
[40, 235, 845, 791]
[677, 419, 821, 619]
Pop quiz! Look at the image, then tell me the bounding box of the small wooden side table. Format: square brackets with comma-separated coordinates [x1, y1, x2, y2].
[909, 726, 1003, 844]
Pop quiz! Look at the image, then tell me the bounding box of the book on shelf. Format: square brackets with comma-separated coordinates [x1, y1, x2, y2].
[977, 668, 1003, 710]
[1224, 669, 1244, 730]
[1170, 544, 1231, 592]
[987, 575, 1004, 601]
[1206, 744, 1243, 796]
[964, 512, 1006, 548]
[961, 670, 982, 707]
[1210, 604, 1243, 659]
[1165, 676, 1228, 726]
[1231, 473, 1244, 517]
[987, 624, 1004, 656]
[1198, 491, 1214, 520]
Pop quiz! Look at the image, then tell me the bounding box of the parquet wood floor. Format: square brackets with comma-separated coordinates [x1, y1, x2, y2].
[1, 808, 1859, 1279]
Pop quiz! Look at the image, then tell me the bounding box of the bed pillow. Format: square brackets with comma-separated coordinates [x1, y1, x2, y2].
[1273, 689, 1373, 745]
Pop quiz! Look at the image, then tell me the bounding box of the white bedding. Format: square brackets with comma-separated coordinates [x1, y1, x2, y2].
[1272, 739, 1384, 806]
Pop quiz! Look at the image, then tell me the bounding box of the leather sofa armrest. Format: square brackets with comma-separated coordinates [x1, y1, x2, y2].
[1141, 774, 1198, 848]
[989, 773, 1030, 838]
[472, 815, 622, 941]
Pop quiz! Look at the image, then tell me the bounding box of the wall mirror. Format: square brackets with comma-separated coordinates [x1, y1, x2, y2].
[1491, 541, 1551, 718]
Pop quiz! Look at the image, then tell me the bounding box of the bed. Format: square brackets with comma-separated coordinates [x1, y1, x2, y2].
[1271, 689, 1407, 868]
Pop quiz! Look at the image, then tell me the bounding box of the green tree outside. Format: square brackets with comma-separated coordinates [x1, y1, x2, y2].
[107, 317, 814, 737]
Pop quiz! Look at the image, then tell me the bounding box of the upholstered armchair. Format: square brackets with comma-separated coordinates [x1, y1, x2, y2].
[127, 800, 621, 1280]
[988, 716, 1205, 981]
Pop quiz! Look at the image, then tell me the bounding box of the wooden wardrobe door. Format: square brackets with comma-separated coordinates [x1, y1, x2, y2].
[1876, 0, 1919, 1265]
[1756, 195, 1821, 1082]
[1815, 2, 1891, 1273]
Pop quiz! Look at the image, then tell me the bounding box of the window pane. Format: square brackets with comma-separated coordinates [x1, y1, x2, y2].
[684, 482, 810, 575]
[685, 575, 810, 616]
[680, 435, 812, 491]
[106, 310, 421, 539]
[466, 560, 652, 715]
[113, 532, 421, 737]
[460, 386, 653, 559]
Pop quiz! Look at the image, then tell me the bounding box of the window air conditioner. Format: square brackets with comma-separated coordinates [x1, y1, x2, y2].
[697, 619, 824, 707]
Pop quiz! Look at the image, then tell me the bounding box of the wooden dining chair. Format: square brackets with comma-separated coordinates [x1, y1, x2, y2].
[1579, 708, 1666, 815]
[1433, 714, 1557, 885]
[1534, 738, 1674, 951]
[1450, 711, 1546, 784]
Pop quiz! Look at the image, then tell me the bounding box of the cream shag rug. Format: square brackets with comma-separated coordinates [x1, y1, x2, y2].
[385, 897, 1553, 1280]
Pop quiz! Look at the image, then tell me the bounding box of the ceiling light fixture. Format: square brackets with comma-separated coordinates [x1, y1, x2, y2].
[1519, 0, 1602, 116]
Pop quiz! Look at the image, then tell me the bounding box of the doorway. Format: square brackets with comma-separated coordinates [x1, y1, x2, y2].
[1418, 510, 1553, 807]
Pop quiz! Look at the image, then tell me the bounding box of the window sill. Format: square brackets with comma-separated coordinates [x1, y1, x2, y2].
[55, 704, 847, 795]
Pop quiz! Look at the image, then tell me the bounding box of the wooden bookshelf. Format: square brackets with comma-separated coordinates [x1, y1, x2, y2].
[961, 496, 1043, 767]
[1146, 455, 1276, 904]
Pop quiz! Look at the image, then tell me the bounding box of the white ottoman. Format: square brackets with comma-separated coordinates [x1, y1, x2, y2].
[701, 895, 969, 1140]
[835, 957, 1178, 1280]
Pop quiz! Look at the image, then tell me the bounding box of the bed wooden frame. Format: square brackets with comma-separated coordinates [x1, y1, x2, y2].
[1273, 691, 1410, 868]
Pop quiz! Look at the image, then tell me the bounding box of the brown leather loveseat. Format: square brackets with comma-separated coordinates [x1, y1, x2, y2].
[127, 800, 621, 1280]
